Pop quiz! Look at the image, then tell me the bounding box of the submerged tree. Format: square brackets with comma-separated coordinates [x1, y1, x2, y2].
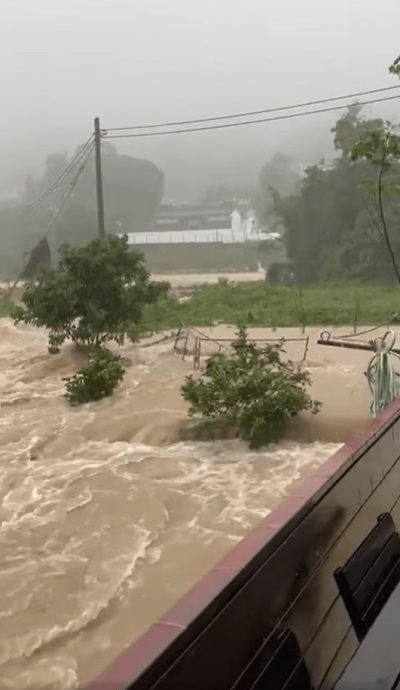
[14, 235, 168, 405]
[14, 235, 167, 353]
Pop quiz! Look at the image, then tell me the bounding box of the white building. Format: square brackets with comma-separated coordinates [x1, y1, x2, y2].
[122, 204, 270, 246]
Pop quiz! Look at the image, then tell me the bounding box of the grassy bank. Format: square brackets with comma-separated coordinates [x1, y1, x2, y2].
[3, 282, 399, 331]
[141, 282, 400, 331]
[0, 298, 13, 317]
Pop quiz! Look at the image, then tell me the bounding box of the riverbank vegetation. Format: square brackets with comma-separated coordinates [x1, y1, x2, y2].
[3, 280, 400, 332]
[271, 63, 400, 286]
[139, 281, 400, 333]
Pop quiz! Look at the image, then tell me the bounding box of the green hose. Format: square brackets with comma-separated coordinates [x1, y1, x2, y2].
[366, 330, 400, 417]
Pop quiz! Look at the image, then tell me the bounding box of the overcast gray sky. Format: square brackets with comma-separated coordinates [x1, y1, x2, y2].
[1, 0, 400, 197]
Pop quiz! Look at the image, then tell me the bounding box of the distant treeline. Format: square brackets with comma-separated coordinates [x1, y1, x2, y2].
[0, 142, 163, 280]
[273, 105, 400, 285]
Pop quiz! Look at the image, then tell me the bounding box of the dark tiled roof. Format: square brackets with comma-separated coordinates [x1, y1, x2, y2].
[157, 203, 232, 220]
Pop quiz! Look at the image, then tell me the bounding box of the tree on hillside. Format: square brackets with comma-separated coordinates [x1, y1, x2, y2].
[55, 204, 98, 249]
[22, 143, 164, 236]
[100, 144, 164, 232]
[351, 125, 400, 285]
[0, 144, 164, 280]
[390, 56, 400, 76]
[271, 53, 400, 286]
[272, 105, 400, 285]
[332, 104, 383, 156]
[0, 205, 50, 279]
[275, 155, 368, 283]
[255, 153, 300, 228]
[259, 154, 300, 196]
[346, 57, 400, 286]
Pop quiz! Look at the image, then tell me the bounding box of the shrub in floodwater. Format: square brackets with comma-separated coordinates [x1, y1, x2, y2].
[65, 348, 125, 406]
[181, 325, 321, 448]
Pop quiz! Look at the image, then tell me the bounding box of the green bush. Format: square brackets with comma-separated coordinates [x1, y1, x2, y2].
[65, 348, 125, 406]
[181, 326, 320, 448]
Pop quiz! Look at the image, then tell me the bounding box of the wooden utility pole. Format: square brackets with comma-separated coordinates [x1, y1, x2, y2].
[94, 116, 106, 239]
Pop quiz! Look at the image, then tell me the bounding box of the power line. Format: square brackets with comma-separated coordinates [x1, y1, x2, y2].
[105, 85, 400, 132]
[42, 143, 94, 239]
[21, 134, 94, 211]
[7, 144, 94, 295]
[25, 135, 94, 211]
[103, 94, 400, 140]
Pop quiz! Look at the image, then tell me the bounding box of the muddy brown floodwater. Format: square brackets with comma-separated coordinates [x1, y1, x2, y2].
[0, 320, 380, 689]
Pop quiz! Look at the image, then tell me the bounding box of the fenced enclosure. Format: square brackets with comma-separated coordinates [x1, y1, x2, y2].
[173, 325, 310, 369]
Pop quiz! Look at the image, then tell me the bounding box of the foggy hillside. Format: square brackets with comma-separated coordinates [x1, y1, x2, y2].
[2, 0, 399, 202]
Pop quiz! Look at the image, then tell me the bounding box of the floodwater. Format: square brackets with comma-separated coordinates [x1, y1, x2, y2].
[0, 320, 377, 689]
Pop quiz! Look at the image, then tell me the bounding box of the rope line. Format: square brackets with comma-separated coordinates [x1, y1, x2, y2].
[366, 330, 400, 416]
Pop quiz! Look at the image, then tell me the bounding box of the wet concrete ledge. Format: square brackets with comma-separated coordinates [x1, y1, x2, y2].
[84, 398, 400, 690]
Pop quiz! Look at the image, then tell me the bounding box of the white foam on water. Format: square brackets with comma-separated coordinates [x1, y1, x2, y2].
[0, 321, 351, 688]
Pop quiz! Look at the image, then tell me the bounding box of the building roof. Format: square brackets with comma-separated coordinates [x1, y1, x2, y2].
[156, 202, 234, 220]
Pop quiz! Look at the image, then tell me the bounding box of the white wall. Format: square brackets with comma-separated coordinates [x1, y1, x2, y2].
[121, 208, 268, 246]
[125, 228, 247, 245]
[231, 209, 242, 233]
